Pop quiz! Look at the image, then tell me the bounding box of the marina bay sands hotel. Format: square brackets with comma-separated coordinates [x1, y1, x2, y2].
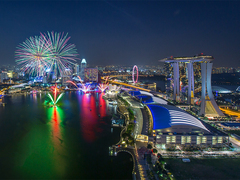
[160, 54, 224, 117]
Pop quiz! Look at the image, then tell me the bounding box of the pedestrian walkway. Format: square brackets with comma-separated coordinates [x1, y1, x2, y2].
[141, 108, 149, 135]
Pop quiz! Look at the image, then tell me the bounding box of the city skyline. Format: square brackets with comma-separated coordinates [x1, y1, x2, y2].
[0, 1, 240, 66]
[1, 4, 240, 177]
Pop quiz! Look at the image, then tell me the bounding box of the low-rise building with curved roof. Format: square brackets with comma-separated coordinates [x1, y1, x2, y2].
[125, 89, 228, 147]
[147, 104, 228, 148]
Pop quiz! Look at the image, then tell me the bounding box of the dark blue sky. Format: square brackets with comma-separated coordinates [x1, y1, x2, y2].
[0, 1, 240, 67]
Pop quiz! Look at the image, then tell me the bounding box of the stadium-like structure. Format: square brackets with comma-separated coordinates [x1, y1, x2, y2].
[128, 90, 228, 148]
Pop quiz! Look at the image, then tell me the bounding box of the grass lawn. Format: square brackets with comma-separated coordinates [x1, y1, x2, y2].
[227, 130, 240, 136]
[165, 158, 240, 180]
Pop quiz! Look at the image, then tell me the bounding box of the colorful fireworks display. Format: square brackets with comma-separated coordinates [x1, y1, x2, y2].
[97, 83, 108, 92]
[65, 80, 109, 93]
[15, 32, 78, 77]
[66, 80, 92, 93]
[47, 84, 64, 106]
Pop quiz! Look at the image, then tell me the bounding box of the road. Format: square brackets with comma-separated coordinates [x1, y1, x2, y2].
[219, 107, 240, 118]
[101, 77, 151, 92]
[230, 137, 240, 149]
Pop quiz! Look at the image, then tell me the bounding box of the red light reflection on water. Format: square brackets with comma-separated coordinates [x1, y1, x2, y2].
[80, 94, 97, 142]
[79, 93, 107, 143]
[32, 93, 37, 103]
[49, 106, 66, 175]
[52, 107, 61, 141]
[99, 93, 106, 117]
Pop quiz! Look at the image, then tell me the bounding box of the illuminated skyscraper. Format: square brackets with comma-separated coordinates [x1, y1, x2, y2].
[80, 59, 87, 81]
[74, 63, 79, 75]
[160, 54, 224, 117]
[81, 59, 87, 68]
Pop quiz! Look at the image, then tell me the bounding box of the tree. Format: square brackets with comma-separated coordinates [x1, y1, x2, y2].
[122, 132, 128, 139]
[128, 136, 135, 146]
[153, 149, 158, 153]
[128, 108, 135, 121]
[127, 124, 134, 133]
[147, 144, 152, 149]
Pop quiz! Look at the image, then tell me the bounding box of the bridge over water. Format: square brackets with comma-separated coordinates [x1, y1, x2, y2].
[101, 77, 151, 92]
[116, 147, 141, 180]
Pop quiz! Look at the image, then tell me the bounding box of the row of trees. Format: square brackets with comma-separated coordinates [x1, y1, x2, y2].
[117, 95, 130, 106]
[117, 93, 136, 146]
[145, 144, 173, 180]
[122, 123, 135, 146]
[144, 106, 153, 135]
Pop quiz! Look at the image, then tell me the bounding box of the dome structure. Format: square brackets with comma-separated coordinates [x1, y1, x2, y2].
[147, 104, 209, 132]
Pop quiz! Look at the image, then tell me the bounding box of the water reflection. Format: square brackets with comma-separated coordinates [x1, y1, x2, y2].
[78, 93, 108, 143]
[47, 106, 66, 177]
[14, 105, 67, 179]
[99, 93, 107, 117]
[0, 92, 132, 179]
[32, 93, 37, 103]
[79, 93, 97, 142]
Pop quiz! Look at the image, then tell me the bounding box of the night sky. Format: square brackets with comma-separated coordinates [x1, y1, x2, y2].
[0, 1, 240, 67]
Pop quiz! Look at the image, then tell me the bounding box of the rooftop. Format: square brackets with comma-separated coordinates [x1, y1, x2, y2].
[159, 54, 214, 63]
[147, 104, 209, 132]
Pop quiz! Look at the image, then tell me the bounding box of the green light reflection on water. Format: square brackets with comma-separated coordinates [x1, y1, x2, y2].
[16, 105, 66, 179]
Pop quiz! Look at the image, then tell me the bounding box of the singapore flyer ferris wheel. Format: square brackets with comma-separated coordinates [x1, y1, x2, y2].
[132, 65, 138, 83]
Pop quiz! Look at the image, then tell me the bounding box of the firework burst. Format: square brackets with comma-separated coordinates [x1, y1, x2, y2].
[15, 32, 78, 77]
[48, 84, 64, 105]
[15, 36, 52, 76]
[42, 31, 78, 76]
[98, 83, 108, 92]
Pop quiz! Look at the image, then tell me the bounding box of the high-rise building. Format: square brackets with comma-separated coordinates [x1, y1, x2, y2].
[43, 76, 47, 84]
[74, 63, 79, 75]
[80, 59, 87, 80]
[160, 54, 224, 117]
[84, 68, 98, 82]
[81, 59, 87, 68]
[164, 60, 202, 102]
[0, 72, 8, 83]
[62, 75, 71, 86]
